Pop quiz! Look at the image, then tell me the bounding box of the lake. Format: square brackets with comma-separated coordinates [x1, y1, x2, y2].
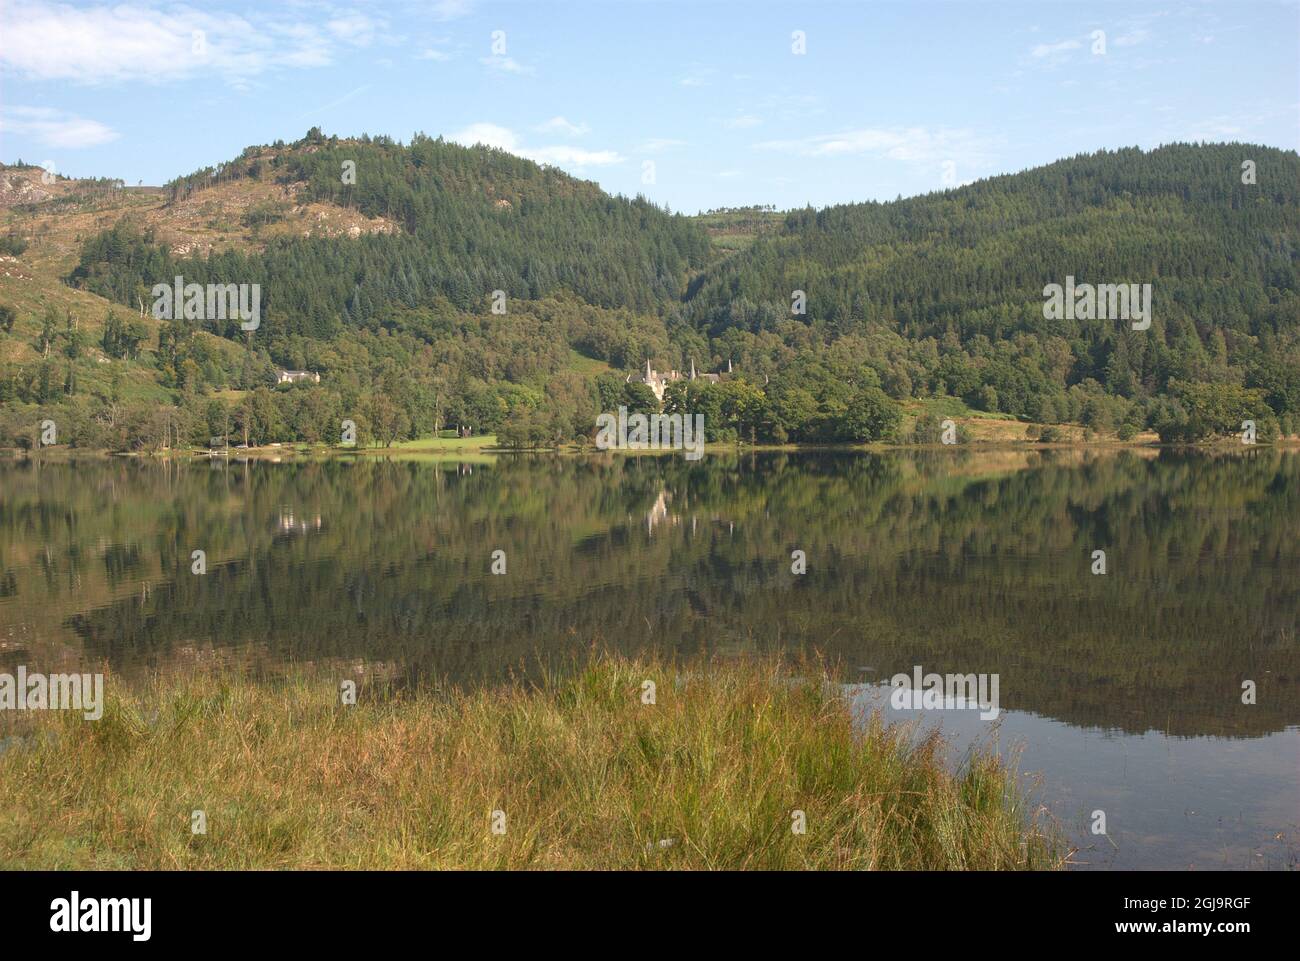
[1, 448, 1296, 869]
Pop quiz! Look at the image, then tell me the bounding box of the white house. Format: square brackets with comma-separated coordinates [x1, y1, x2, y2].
[275, 368, 320, 385]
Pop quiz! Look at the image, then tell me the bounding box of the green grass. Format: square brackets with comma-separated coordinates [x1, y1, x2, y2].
[563, 348, 613, 378]
[694, 208, 786, 258]
[0, 654, 1061, 870]
[381, 433, 498, 451]
[905, 395, 1007, 421]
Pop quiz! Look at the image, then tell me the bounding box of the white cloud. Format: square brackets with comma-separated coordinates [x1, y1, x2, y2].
[326, 13, 383, 46]
[0, 1, 370, 85]
[297, 84, 371, 122]
[1031, 38, 1082, 59]
[1029, 17, 1153, 63]
[429, 0, 474, 19]
[529, 145, 623, 167]
[418, 49, 452, 61]
[536, 116, 589, 137]
[481, 54, 533, 75]
[451, 123, 624, 169]
[0, 106, 118, 148]
[753, 126, 995, 166]
[724, 114, 762, 130]
[1113, 28, 1149, 47]
[1187, 120, 1244, 140]
[679, 66, 717, 87]
[451, 122, 521, 152]
[636, 138, 686, 153]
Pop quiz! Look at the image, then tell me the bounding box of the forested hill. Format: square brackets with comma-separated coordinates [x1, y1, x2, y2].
[687, 143, 1298, 337]
[73, 128, 711, 335]
[3, 137, 1299, 451]
[680, 142, 1299, 435]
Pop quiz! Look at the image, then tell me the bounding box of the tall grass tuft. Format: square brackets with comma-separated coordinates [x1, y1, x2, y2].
[0, 655, 1061, 870]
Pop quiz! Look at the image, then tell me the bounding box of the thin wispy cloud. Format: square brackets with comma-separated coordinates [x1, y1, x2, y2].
[1114, 28, 1149, 47]
[428, 0, 475, 20]
[1030, 15, 1155, 63]
[530, 145, 623, 167]
[481, 54, 533, 75]
[754, 126, 996, 167]
[1031, 38, 1083, 59]
[679, 66, 718, 87]
[0, 105, 118, 148]
[1179, 102, 1300, 144]
[536, 116, 589, 137]
[325, 13, 385, 47]
[636, 138, 687, 153]
[297, 85, 372, 121]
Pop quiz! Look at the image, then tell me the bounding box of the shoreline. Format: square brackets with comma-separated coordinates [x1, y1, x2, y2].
[3, 436, 1298, 460]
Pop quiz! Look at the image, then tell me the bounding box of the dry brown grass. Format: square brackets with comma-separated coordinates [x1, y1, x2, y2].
[0, 654, 1061, 870]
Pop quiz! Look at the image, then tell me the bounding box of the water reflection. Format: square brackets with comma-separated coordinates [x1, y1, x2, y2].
[0, 448, 1296, 867]
[851, 682, 1300, 871]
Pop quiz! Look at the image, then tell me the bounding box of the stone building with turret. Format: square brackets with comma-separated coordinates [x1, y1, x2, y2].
[628, 358, 730, 402]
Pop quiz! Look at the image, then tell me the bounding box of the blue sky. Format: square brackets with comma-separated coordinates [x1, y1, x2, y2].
[2, 0, 1297, 213]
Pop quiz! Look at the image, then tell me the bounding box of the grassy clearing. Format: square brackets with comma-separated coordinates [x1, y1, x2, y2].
[898, 397, 1162, 445]
[197, 434, 500, 458]
[377, 434, 498, 452]
[905, 396, 1003, 421]
[0, 655, 1060, 870]
[564, 348, 614, 378]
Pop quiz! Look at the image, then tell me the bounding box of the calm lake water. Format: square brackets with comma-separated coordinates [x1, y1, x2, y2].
[1, 449, 1296, 870]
